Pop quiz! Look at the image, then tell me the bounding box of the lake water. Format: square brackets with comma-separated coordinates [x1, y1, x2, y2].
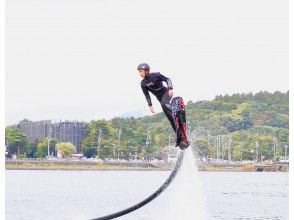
[6, 154, 288, 220]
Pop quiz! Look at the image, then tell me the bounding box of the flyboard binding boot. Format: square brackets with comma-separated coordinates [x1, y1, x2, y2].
[171, 96, 190, 150]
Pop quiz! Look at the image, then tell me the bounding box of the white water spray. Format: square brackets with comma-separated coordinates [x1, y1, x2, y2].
[159, 147, 207, 220]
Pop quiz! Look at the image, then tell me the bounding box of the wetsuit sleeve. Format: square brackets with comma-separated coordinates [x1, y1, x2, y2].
[156, 73, 173, 90]
[141, 82, 152, 107]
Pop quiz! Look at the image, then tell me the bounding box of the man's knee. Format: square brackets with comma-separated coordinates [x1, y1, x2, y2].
[162, 102, 172, 113]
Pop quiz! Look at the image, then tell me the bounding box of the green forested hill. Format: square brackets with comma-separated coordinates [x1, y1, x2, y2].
[81, 91, 288, 161]
[184, 91, 289, 161]
[6, 91, 289, 161]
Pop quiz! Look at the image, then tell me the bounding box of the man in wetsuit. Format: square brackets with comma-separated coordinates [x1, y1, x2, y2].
[138, 63, 177, 133]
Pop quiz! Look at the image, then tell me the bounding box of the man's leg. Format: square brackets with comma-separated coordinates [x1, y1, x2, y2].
[160, 91, 176, 133]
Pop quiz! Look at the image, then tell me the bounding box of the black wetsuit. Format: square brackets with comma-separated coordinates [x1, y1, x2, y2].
[141, 72, 176, 132]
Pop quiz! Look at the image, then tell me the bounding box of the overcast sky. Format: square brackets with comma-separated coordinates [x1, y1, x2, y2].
[6, 0, 288, 125]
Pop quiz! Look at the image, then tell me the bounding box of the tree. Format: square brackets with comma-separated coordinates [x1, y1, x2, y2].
[36, 139, 49, 158]
[154, 133, 168, 148]
[231, 130, 255, 160]
[232, 145, 243, 161]
[257, 136, 274, 160]
[220, 113, 243, 132]
[145, 144, 156, 161]
[207, 145, 216, 158]
[5, 126, 28, 157]
[25, 143, 37, 158]
[56, 142, 76, 158]
[35, 138, 58, 158]
[81, 120, 111, 158]
[194, 137, 208, 157]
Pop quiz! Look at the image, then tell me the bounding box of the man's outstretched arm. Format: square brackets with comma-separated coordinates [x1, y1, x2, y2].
[141, 83, 152, 107]
[141, 83, 155, 113]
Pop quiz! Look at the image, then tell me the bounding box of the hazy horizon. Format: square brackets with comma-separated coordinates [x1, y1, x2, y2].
[6, 89, 288, 126]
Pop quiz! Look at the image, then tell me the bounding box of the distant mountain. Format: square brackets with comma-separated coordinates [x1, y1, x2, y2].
[119, 109, 145, 118]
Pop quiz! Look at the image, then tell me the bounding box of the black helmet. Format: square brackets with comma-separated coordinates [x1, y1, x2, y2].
[137, 63, 150, 70]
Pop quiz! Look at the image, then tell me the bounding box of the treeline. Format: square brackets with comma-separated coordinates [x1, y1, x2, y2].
[5, 91, 289, 161]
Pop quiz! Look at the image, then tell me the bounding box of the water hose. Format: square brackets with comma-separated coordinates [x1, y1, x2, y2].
[90, 151, 184, 220]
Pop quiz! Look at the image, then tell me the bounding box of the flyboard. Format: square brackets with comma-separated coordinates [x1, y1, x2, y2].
[171, 96, 190, 150]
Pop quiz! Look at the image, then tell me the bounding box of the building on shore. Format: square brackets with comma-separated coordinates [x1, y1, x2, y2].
[17, 120, 51, 143]
[17, 120, 87, 153]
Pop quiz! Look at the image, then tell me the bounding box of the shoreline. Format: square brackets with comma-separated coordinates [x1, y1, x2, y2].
[5, 161, 172, 171]
[5, 161, 289, 172]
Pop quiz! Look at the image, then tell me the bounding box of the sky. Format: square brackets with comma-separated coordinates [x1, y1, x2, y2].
[6, 0, 288, 125]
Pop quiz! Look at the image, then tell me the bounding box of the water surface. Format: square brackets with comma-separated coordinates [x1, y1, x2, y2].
[6, 169, 288, 219]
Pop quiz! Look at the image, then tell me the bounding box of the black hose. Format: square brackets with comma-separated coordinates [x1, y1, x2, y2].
[90, 151, 185, 220]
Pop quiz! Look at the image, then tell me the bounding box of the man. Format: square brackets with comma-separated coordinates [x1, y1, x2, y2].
[138, 63, 177, 133]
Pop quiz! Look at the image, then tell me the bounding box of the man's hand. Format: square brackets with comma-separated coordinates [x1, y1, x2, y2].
[149, 106, 155, 113]
[168, 89, 173, 97]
